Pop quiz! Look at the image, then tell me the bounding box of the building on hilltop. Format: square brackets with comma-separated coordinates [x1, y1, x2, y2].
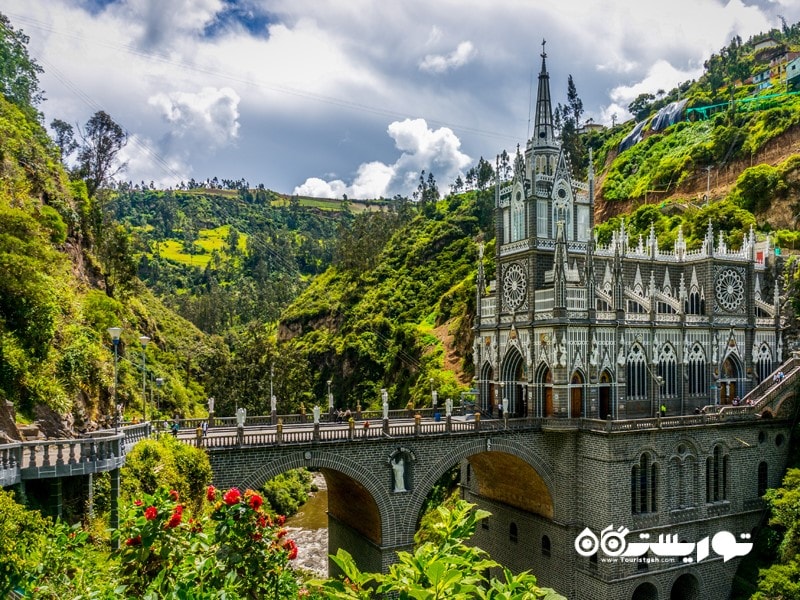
[472, 43, 784, 421]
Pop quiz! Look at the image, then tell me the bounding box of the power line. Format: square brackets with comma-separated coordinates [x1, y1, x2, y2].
[8, 11, 520, 149]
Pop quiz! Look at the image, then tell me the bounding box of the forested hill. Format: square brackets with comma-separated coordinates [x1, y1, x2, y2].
[107, 186, 382, 334]
[0, 91, 211, 433]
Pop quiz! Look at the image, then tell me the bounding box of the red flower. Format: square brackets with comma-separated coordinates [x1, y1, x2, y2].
[248, 493, 263, 510]
[251, 532, 263, 541]
[277, 528, 288, 539]
[134, 499, 143, 507]
[167, 507, 183, 528]
[206, 485, 216, 502]
[169, 489, 180, 502]
[145, 506, 158, 521]
[277, 515, 286, 526]
[125, 535, 142, 546]
[283, 538, 298, 560]
[223, 488, 241, 505]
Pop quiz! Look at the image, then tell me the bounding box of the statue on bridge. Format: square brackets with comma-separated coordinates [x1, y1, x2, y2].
[392, 456, 406, 492]
[236, 407, 247, 427]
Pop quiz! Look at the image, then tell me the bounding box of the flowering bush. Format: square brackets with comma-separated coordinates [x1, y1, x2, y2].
[114, 485, 307, 598]
[206, 486, 301, 597]
[116, 487, 194, 597]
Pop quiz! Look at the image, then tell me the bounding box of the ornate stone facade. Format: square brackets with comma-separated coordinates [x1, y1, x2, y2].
[473, 45, 783, 421]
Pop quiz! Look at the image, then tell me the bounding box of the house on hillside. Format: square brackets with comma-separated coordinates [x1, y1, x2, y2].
[751, 68, 772, 91]
[788, 56, 800, 91]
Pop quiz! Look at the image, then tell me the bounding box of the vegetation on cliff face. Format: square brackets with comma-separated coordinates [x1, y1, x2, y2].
[0, 16, 210, 425]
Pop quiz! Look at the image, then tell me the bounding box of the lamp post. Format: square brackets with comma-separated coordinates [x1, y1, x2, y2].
[139, 335, 150, 422]
[108, 327, 122, 433]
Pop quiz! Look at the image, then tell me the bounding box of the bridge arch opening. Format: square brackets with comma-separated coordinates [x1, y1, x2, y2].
[236, 455, 388, 577]
[670, 573, 700, 599]
[631, 581, 658, 600]
[466, 450, 554, 518]
[450, 446, 557, 588]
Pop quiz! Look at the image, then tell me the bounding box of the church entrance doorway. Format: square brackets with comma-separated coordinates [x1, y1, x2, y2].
[599, 370, 612, 418]
[537, 365, 553, 417]
[501, 348, 526, 417]
[570, 372, 584, 418]
[719, 354, 743, 405]
[479, 363, 494, 416]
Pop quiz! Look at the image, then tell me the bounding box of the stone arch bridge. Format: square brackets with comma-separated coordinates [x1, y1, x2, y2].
[203, 360, 800, 600]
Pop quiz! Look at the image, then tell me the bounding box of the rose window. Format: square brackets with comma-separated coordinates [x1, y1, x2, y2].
[503, 263, 527, 310]
[715, 268, 744, 312]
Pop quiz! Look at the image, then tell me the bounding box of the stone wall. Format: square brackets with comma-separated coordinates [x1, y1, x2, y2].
[205, 417, 792, 597]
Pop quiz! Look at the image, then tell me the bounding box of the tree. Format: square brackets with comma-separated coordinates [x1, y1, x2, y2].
[475, 157, 495, 190]
[628, 93, 656, 122]
[50, 118, 78, 164]
[0, 489, 49, 597]
[556, 75, 586, 176]
[77, 110, 128, 197]
[0, 13, 44, 113]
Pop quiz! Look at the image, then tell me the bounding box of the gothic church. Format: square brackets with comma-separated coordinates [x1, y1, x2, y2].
[472, 46, 783, 420]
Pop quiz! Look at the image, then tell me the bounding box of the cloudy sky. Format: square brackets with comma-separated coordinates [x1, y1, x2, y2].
[4, 0, 800, 198]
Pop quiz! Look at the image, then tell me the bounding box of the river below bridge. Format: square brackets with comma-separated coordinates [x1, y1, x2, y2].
[286, 472, 329, 577]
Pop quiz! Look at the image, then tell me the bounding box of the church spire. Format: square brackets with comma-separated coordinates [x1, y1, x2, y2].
[532, 39, 555, 147]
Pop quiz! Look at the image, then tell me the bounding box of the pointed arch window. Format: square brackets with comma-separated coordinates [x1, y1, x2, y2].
[626, 344, 647, 400]
[537, 199, 548, 237]
[688, 344, 706, 396]
[756, 344, 773, 383]
[686, 288, 705, 315]
[657, 345, 678, 397]
[631, 452, 658, 514]
[706, 444, 728, 503]
[511, 191, 525, 242]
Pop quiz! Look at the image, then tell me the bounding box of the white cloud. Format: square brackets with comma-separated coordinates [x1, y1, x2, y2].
[110, 0, 224, 48]
[601, 59, 703, 124]
[148, 87, 241, 146]
[117, 134, 191, 188]
[293, 177, 348, 198]
[419, 41, 476, 74]
[293, 118, 471, 199]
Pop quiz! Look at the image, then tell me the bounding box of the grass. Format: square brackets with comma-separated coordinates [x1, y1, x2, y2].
[155, 225, 248, 267]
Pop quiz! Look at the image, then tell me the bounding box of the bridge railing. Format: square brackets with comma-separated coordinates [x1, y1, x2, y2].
[0, 443, 22, 487]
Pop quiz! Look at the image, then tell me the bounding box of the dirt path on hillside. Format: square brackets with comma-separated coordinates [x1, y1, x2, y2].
[432, 322, 472, 385]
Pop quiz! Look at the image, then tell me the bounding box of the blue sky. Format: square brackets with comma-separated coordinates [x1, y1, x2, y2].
[4, 0, 800, 198]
